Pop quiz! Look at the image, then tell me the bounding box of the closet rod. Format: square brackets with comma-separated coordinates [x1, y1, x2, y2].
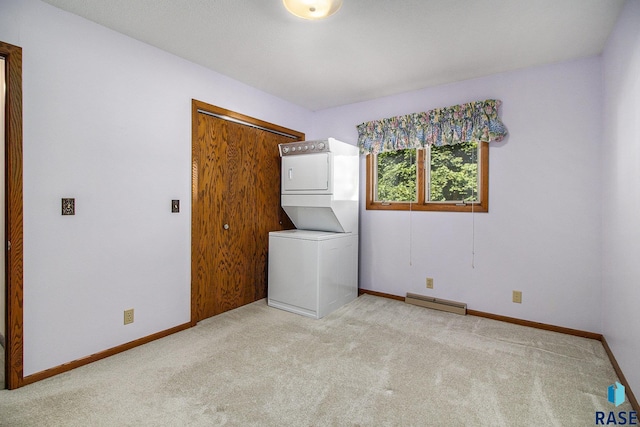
[197, 109, 300, 140]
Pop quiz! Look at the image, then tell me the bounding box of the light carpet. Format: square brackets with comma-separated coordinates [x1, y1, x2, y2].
[0, 294, 631, 426]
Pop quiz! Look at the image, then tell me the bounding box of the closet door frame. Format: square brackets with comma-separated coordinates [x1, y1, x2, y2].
[191, 99, 304, 324]
[1, 41, 24, 390]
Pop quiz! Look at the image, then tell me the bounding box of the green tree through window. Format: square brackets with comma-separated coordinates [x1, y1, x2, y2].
[429, 141, 478, 202]
[376, 149, 416, 202]
[368, 141, 487, 212]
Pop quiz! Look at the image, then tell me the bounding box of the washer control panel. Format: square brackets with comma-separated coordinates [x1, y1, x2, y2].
[279, 140, 329, 156]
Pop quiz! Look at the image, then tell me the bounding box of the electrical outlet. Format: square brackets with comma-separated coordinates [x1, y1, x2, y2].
[512, 291, 522, 304]
[124, 309, 134, 325]
[426, 277, 434, 289]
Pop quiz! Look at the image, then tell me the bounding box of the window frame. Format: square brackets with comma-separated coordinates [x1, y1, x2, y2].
[365, 142, 489, 213]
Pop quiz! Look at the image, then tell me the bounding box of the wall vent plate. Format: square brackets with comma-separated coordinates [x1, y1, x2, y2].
[62, 198, 75, 215]
[171, 200, 180, 213]
[405, 293, 467, 315]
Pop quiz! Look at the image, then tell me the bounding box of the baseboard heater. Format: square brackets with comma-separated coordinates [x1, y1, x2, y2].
[405, 293, 467, 315]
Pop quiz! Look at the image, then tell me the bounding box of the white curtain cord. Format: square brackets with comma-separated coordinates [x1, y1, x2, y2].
[409, 149, 414, 266]
[471, 144, 477, 269]
[471, 198, 475, 269]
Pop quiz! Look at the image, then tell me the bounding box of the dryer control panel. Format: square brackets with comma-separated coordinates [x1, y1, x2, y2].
[279, 140, 329, 156]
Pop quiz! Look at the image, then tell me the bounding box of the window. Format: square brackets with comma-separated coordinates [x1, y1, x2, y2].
[358, 99, 506, 212]
[366, 141, 488, 212]
[375, 149, 417, 202]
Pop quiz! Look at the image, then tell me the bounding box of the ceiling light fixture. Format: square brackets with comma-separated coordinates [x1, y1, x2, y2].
[283, 0, 343, 20]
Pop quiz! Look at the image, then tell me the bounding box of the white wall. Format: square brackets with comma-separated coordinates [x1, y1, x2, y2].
[0, 0, 312, 376]
[0, 0, 623, 380]
[311, 57, 604, 332]
[602, 0, 640, 398]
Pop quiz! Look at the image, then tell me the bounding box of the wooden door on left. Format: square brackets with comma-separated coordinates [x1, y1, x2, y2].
[191, 100, 303, 323]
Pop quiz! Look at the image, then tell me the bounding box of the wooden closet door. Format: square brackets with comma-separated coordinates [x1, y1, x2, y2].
[249, 129, 296, 300]
[192, 105, 301, 323]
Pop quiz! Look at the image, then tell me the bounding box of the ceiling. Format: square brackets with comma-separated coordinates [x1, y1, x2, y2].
[42, 0, 625, 111]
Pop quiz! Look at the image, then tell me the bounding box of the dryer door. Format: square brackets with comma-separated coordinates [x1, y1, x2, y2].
[282, 153, 332, 194]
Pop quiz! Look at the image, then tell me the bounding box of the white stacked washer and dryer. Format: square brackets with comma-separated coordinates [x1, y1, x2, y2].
[267, 138, 359, 319]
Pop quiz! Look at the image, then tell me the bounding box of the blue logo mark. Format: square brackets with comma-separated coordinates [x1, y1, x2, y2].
[597, 384, 637, 425]
[608, 382, 626, 407]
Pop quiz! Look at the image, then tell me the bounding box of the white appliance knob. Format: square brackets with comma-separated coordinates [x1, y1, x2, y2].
[291, 147, 296, 152]
[310, 144, 315, 150]
[317, 142, 325, 150]
[303, 145, 308, 151]
[282, 146, 289, 153]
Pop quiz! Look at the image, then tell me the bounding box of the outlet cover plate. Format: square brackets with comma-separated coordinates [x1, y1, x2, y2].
[512, 291, 522, 304]
[124, 309, 134, 325]
[426, 278, 434, 289]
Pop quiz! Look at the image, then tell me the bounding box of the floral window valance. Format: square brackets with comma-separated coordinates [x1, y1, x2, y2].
[357, 99, 508, 154]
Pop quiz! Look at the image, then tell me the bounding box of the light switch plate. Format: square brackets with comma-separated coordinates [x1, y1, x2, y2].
[62, 198, 75, 215]
[171, 200, 180, 213]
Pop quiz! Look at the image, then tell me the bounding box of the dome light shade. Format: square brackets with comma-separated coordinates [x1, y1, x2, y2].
[283, 0, 343, 20]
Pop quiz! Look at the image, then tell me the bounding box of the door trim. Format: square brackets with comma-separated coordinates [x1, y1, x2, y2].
[1, 41, 24, 390]
[190, 99, 304, 325]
